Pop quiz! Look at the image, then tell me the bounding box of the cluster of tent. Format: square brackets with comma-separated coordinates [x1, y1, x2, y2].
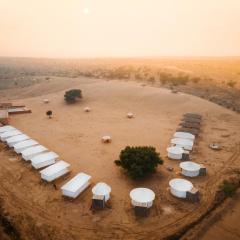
[0, 113, 205, 217]
[0, 125, 111, 206]
[165, 113, 206, 201]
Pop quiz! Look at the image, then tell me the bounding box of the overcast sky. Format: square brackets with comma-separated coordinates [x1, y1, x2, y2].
[0, 0, 240, 58]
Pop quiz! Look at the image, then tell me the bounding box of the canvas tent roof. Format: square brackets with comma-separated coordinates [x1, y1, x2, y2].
[171, 138, 194, 147]
[169, 178, 193, 192]
[92, 182, 111, 196]
[180, 161, 201, 172]
[6, 134, 30, 147]
[40, 160, 70, 182]
[174, 132, 195, 140]
[0, 125, 15, 133]
[130, 188, 155, 204]
[31, 151, 59, 169]
[13, 139, 39, 153]
[176, 127, 200, 136]
[61, 172, 91, 198]
[1, 130, 22, 141]
[167, 146, 184, 154]
[21, 145, 48, 161]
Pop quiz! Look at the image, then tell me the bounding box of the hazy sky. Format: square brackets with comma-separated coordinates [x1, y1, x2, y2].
[0, 0, 240, 58]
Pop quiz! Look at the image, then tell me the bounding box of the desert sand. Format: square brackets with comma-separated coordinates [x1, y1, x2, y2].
[0, 76, 240, 239]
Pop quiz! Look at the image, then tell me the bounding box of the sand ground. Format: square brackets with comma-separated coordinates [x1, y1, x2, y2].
[0, 77, 240, 239]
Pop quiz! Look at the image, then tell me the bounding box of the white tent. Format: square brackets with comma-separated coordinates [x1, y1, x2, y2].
[0, 125, 15, 133]
[167, 146, 184, 160]
[40, 160, 70, 182]
[6, 134, 30, 147]
[61, 173, 91, 198]
[180, 161, 201, 177]
[92, 182, 111, 202]
[127, 112, 134, 118]
[31, 151, 59, 169]
[169, 178, 193, 198]
[174, 132, 195, 141]
[171, 138, 194, 151]
[13, 139, 39, 153]
[130, 188, 155, 208]
[0, 130, 22, 141]
[21, 145, 48, 161]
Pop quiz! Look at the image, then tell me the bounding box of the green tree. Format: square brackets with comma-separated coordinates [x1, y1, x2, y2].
[64, 89, 82, 103]
[115, 146, 163, 179]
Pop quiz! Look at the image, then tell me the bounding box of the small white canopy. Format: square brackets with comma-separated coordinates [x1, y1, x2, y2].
[1, 130, 22, 141]
[174, 132, 195, 141]
[102, 135, 111, 143]
[169, 178, 193, 198]
[171, 138, 194, 151]
[92, 182, 111, 201]
[180, 161, 201, 177]
[13, 139, 39, 153]
[127, 112, 134, 118]
[6, 134, 30, 147]
[40, 160, 70, 182]
[167, 146, 184, 160]
[31, 151, 59, 169]
[84, 107, 91, 112]
[0, 125, 15, 133]
[21, 145, 48, 161]
[130, 188, 155, 208]
[61, 172, 91, 199]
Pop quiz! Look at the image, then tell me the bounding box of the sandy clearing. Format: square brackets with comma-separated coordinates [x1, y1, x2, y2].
[0, 77, 240, 239]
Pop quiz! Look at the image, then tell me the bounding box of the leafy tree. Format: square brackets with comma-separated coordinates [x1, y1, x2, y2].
[64, 89, 82, 103]
[46, 110, 53, 119]
[115, 146, 163, 179]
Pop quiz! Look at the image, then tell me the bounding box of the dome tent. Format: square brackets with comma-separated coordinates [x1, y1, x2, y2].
[169, 178, 193, 198]
[130, 188, 155, 208]
[180, 161, 201, 177]
[167, 146, 184, 160]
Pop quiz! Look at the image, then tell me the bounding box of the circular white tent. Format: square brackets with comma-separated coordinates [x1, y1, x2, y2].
[180, 161, 201, 177]
[130, 188, 155, 208]
[92, 182, 111, 202]
[169, 178, 193, 198]
[167, 146, 184, 160]
[171, 138, 194, 151]
[173, 132, 195, 141]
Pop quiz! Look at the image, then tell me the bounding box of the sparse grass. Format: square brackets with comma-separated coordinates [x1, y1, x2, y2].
[219, 179, 239, 197]
[227, 80, 237, 88]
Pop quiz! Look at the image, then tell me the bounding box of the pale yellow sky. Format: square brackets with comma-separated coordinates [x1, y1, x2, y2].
[0, 0, 240, 58]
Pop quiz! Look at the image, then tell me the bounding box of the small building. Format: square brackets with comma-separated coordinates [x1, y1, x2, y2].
[61, 172, 91, 199]
[169, 178, 193, 199]
[92, 182, 111, 209]
[167, 146, 184, 160]
[130, 188, 155, 217]
[180, 161, 201, 177]
[40, 161, 70, 182]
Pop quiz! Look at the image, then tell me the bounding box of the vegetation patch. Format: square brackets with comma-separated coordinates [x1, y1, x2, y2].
[115, 146, 163, 179]
[64, 89, 82, 103]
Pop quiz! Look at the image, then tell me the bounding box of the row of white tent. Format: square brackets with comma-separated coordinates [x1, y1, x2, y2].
[0, 125, 111, 201]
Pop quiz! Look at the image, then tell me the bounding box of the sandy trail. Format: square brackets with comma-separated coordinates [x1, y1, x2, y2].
[0, 78, 240, 239]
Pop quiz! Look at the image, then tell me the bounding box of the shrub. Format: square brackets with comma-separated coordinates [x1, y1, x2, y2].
[219, 180, 239, 197]
[227, 80, 237, 88]
[64, 89, 82, 103]
[115, 146, 163, 179]
[46, 110, 52, 118]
